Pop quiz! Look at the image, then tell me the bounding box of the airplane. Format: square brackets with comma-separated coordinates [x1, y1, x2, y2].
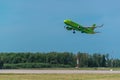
[64, 19, 103, 34]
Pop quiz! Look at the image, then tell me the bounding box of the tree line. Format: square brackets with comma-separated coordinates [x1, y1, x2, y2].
[0, 52, 119, 69]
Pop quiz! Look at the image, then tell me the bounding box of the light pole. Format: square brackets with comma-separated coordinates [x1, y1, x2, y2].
[76, 53, 79, 68]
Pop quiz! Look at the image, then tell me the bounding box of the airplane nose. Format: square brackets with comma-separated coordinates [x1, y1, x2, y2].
[64, 20, 67, 23]
[64, 20, 68, 23]
[64, 19, 71, 24]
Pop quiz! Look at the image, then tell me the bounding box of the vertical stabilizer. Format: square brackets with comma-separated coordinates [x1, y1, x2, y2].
[92, 24, 96, 27]
[91, 24, 96, 30]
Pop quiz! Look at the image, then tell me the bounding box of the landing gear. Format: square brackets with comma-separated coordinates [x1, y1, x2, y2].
[73, 30, 75, 34]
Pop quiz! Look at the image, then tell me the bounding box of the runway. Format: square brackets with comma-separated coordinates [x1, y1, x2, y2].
[0, 69, 120, 74]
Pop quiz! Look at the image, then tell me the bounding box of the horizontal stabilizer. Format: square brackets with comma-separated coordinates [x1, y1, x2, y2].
[96, 24, 104, 28]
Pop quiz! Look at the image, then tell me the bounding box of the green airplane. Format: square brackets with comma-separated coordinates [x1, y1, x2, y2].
[64, 19, 103, 34]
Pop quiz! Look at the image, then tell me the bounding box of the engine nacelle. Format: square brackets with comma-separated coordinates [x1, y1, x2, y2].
[66, 27, 73, 30]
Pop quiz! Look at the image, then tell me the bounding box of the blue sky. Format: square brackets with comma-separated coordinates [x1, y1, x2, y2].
[0, 0, 120, 58]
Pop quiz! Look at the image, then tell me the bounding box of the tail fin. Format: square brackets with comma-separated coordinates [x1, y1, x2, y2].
[91, 24, 103, 29]
[91, 24, 96, 30]
[92, 24, 96, 27]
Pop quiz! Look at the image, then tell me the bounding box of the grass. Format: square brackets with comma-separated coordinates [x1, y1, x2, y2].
[0, 74, 120, 80]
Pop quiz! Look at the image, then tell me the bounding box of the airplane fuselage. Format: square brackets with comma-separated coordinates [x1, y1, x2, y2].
[64, 19, 95, 34]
